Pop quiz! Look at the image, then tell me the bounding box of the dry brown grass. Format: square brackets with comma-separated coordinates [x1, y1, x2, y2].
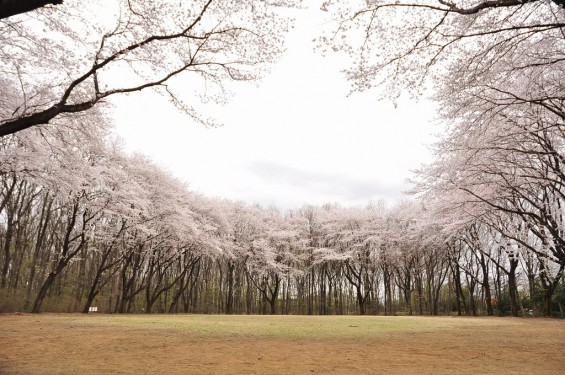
[0, 314, 563, 374]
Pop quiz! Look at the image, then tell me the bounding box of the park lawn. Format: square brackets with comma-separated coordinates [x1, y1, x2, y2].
[0, 314, 563, 374]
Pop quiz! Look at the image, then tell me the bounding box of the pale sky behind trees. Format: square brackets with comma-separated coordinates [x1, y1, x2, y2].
[111, 3, 439, 209]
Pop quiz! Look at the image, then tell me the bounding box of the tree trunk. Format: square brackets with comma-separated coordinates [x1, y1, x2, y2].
[226, 261, 235, 314]
[25, 197, 53, 310]
[31, 259, 67, 314]
[308, 269, 314, 315]
[403, 268, 412, 315]
[508, 259, 520, 317]
[31, 271, 57, 313]
[31, 201, 86, 313]
[468, 279, 477, 316]
[539, 262, 564, 317]
[319, 269, 326, 315]
[383, 266, 393, 315]
[83, 287, 100, 314]
[1, 209, 14, 288]
[451, 265, 463, 316]
[357, 289, 366, 315]
[478, 253, 494, 316]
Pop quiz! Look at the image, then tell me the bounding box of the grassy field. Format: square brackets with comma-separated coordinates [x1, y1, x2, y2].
[74, 314, 494, 338]
[0, 314, 563, 374]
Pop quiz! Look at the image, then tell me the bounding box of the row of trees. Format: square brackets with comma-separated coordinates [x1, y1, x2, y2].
[0, 0, 564, 317]
[320, 0, 565, 316]
[0, 114, 563, 316]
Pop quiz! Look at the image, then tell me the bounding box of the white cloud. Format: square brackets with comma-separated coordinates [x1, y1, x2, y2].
[247, 160, 405, 205]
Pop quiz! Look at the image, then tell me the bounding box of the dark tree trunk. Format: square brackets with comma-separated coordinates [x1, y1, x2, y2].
[31, 255, 72, 313]
[539, 263, 564, 317]
[308, 269, 314, 315]
[225, 261, 235, 314]
[383, 266, 393, 315]
[83, 287, 99, 314]
[399, 265, 413, 315]
[245, 271, 253, 314]
[357, 289, 366, 315]
[1, 208, 14, 288]
[31, 270, 58, 313]
[508, 258, 520, 317]
[319, 269, 327, 315]
[478, 253, 494, 316]
[468, 278, 477, 316]
[451, 264, 464, 316]
[266, 275, 281, 315]
[25, 196, 52, 309]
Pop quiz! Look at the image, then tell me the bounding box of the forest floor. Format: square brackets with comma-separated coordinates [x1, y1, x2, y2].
[0, 314, 563, 374]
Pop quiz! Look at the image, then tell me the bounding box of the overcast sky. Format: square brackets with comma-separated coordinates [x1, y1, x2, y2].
[111, 3, 439, 210]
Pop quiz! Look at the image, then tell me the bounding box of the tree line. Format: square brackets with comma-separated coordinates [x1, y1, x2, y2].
[0, 113, 563, 316]
[1, 0, 565, 316]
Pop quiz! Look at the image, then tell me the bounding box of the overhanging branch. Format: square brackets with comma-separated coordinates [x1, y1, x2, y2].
[0, 0, 63, 20]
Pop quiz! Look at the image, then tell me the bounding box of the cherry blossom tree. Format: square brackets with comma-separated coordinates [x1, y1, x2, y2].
[219, 201, 264, 314]
[0, 0, 301, 136]
[243, 208, 303, 314]
[320, 0, 564, 99]
[315, 206, 384, 314]
[29, 143, 119, 312]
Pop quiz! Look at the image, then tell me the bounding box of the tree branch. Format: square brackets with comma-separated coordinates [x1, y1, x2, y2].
[0, 0, 63, 20]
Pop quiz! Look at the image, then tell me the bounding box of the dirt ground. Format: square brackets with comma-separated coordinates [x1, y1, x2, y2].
[0, 314, 563, 375]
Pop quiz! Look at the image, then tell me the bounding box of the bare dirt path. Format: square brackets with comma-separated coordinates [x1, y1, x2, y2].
[0, 314, 563, 374]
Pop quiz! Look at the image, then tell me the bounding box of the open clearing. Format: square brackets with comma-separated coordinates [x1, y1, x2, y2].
[0, 314, 563, 374]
